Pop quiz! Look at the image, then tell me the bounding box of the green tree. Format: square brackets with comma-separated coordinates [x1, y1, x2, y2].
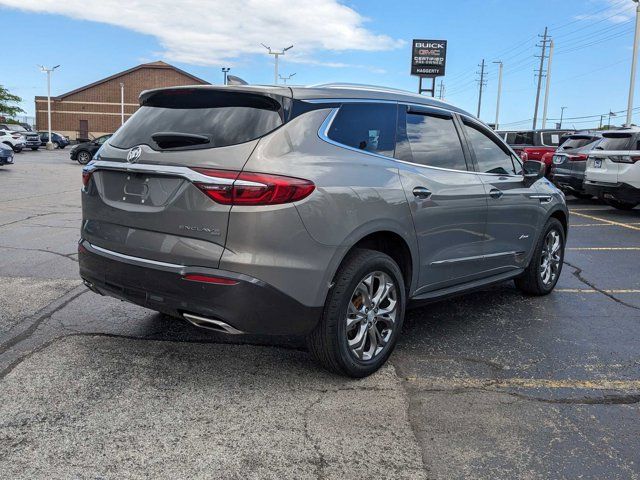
[0, 85, 25, 117]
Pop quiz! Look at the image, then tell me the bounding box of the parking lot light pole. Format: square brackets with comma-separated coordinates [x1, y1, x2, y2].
[261, 44, 293, 84]
[221, 67, 230, 85]
[626, 0, 640, 126]
[39, 64, 60, 150]
[541, 40, 554, 129]
[119, 83, 124, 126]
[493, 61, 503, 129]
[278, 72, 296, 84]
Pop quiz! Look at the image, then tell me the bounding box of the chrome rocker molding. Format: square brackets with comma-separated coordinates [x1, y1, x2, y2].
[183, 313, 245, 335]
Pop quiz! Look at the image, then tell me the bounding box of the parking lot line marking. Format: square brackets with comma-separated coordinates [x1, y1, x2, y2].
[567, 247, 640, 251]
[571, 211, 640, 232]
[571, 223, 640, 227]
[405, 376, 640, 391]
[556, 288, 640, 293]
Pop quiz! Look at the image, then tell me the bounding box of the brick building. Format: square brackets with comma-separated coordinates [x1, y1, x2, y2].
[35, 61, 209, 140]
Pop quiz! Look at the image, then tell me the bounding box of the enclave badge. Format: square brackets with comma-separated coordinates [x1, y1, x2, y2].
[127, 146, 142, 163]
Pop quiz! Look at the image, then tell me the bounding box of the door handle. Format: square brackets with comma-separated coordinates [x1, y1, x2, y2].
[489, 188, 504, 199]
[412, 186, 432, 199]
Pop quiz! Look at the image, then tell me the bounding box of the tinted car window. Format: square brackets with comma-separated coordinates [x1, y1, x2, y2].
[396, 110, 467, 170]
[596, 134, 634, 151]
[110, 90, 284, 150]
[464, 122, 516, 175]
[513, 131, 534, 145]
[327, 103, 397, 156]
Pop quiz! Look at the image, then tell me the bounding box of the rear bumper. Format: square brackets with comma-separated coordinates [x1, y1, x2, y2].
[550, 171, 584, 193]
[584, 181, 640, 204]
[78, 240, 322, 336]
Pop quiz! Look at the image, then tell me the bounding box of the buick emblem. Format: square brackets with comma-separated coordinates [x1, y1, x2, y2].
[127, 146, 142, 163]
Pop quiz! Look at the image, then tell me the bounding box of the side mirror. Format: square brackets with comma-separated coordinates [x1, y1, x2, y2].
[522, 160, 545, 185]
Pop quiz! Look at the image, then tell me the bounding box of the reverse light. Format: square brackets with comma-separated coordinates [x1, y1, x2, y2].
[192, 168, 315, 206]
[182, 274, 239, 285]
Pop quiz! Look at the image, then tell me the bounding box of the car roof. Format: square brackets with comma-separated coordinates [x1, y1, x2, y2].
[139, 83, 474, 118]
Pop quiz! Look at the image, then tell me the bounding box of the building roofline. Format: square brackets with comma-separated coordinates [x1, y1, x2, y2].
[53, 61, 209, 100]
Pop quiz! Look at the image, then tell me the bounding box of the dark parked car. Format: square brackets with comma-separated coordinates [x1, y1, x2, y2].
[79, 84, 568, 377]
[39, 131, 70, 149]
[497, 129, 574, 173]
[70, 134, 112, 164]
[0, 142, 14, 165]
[549, 132, 602, 199]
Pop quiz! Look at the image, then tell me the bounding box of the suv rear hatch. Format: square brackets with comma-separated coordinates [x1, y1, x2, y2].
[588, 132, 637, 184]
[81, 86, 291, 269]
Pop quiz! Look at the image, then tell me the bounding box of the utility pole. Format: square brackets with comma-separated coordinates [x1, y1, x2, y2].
[221, 67, 230, 85]
[476, 59, 486, 118]
[278, 72, 296, 84]
[533, 27, 550, 130]
[541, 40, 554, 129]
[559, 107, 567, 129]
[626, 0, 640, 126]
[119, 83, 124, 126]
[599, 114, 605, 129]
[437, 79, 445, 100]
[493, 60, 503, 129]
[39, 64, 60, 150]
[261, 44, 293, 84]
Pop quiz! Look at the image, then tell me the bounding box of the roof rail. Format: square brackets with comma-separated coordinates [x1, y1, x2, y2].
[308, 82, 415, 95]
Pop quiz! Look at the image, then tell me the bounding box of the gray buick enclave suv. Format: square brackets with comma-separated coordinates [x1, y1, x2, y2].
[79, 84, 568, 377]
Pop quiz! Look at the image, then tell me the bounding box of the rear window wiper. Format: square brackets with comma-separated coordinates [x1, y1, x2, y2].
[151, 132, 210, 149]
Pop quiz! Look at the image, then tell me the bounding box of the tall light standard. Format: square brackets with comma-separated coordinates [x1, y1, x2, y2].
[493, 60, 503, 129]
[278, 72, 296, 84]
[119, 83, 125, 126]
[626, 0, 640, 126]
[39, 64, 60, 150]
[221, 67, 230, 85]
[261, 43, 293, 84]
[559, 106, 567, 129]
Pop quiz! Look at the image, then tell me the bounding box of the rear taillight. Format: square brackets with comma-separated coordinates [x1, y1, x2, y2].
[82, 169, 92, 187]
[567, 154, 588, 161]
[192, 168, 315, 206]
[182, 274, 238, 285]
[610, 155, 640, 163]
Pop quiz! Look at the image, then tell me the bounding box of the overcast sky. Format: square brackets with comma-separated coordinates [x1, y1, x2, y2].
[1, 0, 637, 129]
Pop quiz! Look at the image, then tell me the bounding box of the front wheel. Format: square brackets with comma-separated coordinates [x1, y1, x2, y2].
[515, 218, 565, 295]
[307, 249, 406, 378]
[76, 150, 92, 164]
[11, 145, 22, 153]
[31, 147, 39, 151]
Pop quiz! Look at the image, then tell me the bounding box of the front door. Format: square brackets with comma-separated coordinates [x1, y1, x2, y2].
[460, 119, 543, 273]
[395, 105, 488, 294]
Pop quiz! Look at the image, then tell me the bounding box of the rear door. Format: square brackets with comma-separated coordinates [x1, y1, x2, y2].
[395, 105, 488, 293]
[460, 118, 543, 273]
[82, 87, 289, 269]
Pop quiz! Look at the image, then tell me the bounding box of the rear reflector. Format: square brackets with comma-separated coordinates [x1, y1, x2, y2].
[182, 274, 239, 285]
[192, 168, 315, 206]
[82, 169, 92, 187]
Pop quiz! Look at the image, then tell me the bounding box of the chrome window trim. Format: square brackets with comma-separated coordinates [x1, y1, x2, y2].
[85, 160, 264, 187]
[316, 105, 481, 176]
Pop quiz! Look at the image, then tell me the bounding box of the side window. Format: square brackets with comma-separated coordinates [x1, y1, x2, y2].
[396, 109, 467, 170]
[463, 122, 517, 175]
[327, 103, 397, 156]
[97, 135, 108, 145]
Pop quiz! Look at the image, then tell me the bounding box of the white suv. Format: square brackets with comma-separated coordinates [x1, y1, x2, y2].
[0, 129, 26, 153]
[584, 128, 640, 210]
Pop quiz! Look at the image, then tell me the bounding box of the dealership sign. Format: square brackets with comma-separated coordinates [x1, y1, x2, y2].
[411, 39, 447, 77]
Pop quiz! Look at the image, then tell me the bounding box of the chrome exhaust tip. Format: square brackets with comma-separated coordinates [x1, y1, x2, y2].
[182, 313, 244, 335]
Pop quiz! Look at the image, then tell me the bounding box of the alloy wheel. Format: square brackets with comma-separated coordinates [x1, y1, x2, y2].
[345, 271, 397, 361]
[540, 229, 562, 286]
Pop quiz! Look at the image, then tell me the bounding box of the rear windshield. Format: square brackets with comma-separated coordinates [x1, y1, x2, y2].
[560, 137, 598, 151]
[110, 89, 285, 150]
[596, 133, 634, 151]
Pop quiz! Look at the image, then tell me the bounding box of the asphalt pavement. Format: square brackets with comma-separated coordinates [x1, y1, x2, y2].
[1, 149, 639, 479]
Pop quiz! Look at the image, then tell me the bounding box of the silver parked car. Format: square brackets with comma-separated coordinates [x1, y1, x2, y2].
[79, 84, 568, 377]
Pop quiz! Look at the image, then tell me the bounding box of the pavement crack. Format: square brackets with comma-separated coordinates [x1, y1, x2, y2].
[0, 244, 78, 262]
[303, 391, 328, 480]
[564, 260, 640, 311]
[0, 212, 62, 228]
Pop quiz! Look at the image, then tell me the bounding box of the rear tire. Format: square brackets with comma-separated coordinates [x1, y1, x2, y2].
[515, 218, 565, 296]
[307, 249, 406, 378]
[572, 192, 592, 200]
[606, 199, 638, 210]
